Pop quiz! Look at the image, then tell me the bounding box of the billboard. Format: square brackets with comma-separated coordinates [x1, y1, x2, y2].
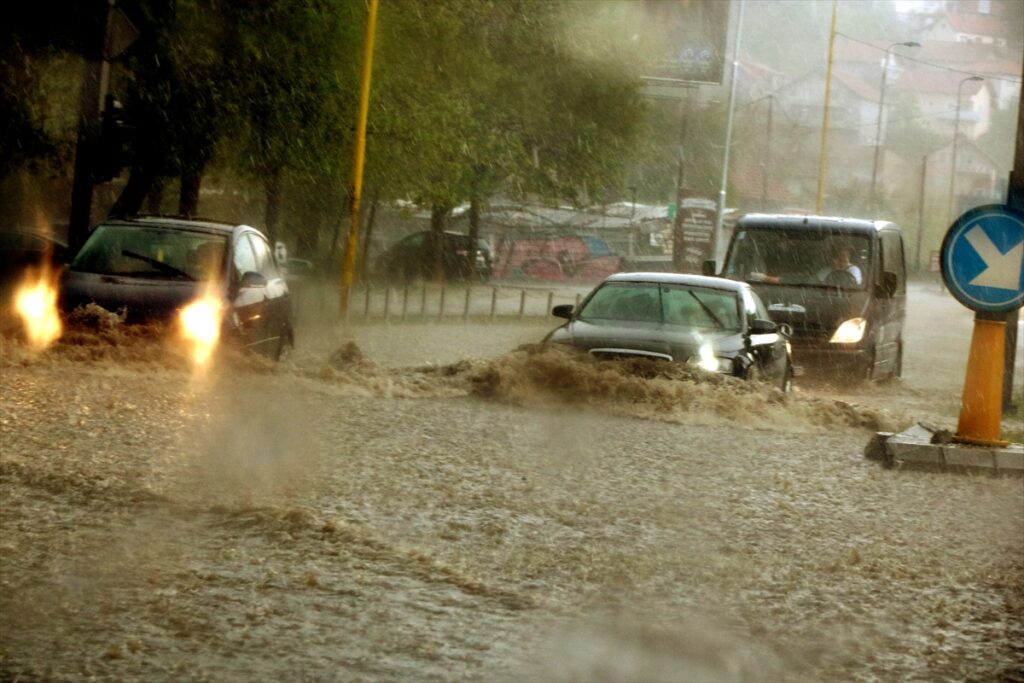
[643, 0, 732, 85]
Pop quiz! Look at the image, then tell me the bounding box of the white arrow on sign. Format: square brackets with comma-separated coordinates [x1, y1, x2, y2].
[964, 224, 1023, 291]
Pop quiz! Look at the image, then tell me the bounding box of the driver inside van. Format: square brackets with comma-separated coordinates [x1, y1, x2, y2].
[817, 244, 862, 286]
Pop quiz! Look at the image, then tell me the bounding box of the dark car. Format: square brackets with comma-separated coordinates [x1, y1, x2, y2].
[60, 216, 294, 359]
[709, 214, 906, 379]
[0, 229, 69, 287]
[544, 272, 793, 391]
[376, 230, 491, 282]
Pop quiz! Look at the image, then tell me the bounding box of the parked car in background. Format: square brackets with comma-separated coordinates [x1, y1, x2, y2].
[375, 230, 491, 282]
[0, 228, 69, 286]
[60, 216, 293, 359]
[709, 214, 906, 380]
[544, 272, 793, 391]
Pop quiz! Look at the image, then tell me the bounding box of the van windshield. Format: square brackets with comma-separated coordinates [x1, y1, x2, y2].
[723, 228, 872, 290]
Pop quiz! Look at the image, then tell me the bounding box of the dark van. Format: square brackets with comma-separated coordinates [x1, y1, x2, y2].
[705, 214, 906, 379]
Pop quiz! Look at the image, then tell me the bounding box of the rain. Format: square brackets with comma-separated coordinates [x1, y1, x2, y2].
[1, 1, 1023, 681]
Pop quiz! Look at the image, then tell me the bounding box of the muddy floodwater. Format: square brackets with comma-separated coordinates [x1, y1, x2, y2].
[1, 282, 1022, 682]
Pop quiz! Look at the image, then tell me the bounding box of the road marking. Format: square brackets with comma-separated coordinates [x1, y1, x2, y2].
[965, 224, 1023, 291]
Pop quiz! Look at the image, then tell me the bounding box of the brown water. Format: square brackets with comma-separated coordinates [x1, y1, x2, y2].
[1, 283, 1022, 682]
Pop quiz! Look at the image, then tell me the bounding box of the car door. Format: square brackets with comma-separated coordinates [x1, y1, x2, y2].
[230, 231, 270, 349]
[745, 287, 789, 380]
[874, 229, 907, 376]
[247, 231, 290, 348]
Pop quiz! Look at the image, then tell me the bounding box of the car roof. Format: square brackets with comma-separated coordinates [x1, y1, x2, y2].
[737, 213, 898, 233]
[604, 272, 747, 292]
[101, 215, 251, 236]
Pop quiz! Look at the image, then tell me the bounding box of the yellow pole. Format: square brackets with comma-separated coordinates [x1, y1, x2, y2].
[955, 316, 1009, 447]
[340, 0, 379, 315]
[815, 0, 838, 214]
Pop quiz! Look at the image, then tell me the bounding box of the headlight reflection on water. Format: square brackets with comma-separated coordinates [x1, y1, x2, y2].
[179, 295, 223, 367]
[14, 268, 62, 350]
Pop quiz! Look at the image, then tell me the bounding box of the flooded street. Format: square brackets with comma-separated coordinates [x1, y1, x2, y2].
[1, 282, 1022, 682]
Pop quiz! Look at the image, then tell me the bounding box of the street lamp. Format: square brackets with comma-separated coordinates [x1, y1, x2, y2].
[946, 75, 985, 224]
[869, 41, 920, 210]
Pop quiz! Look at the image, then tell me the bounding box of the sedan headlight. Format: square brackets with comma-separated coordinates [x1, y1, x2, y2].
[830, 317, 866, 344]
[688, 344, 733, 373]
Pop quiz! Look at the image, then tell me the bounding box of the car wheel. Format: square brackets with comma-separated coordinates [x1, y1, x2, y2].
[746, 362, 763, 384]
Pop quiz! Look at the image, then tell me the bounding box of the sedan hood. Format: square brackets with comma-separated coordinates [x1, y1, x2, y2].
[60, 270, 215, 321]
[555, 318, 744, 362]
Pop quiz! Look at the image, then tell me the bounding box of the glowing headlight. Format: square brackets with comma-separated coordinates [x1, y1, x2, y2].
[830, 317, 866, 344]
[179, 296, 223, 365]
[688, 344, 733, 373]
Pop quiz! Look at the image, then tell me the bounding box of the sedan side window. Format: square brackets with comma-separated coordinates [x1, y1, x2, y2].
[248, 234, 279, 278]
[233, 234, 258, 278]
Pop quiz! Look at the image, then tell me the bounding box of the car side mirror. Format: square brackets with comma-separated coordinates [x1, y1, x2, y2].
[239, 270, 268, 288]
[702, 260, 717, 276]
[875, 271, 898, 298]
[749, 318, 777, 334]
[552, 304, 574, 319]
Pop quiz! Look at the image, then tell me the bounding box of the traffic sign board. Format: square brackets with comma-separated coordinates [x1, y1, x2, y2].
[940, 204, 1024, 314]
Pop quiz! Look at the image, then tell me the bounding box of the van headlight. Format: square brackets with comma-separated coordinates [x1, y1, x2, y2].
[830, 318, 866, 344]
[688, 344, 733, 373]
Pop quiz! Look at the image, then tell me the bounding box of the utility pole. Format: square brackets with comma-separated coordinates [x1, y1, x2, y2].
[761, 94, 773, 210]
[712, 0, 745, 265]
[1002, 51, 1023, 414]
[916, 154, 928, 272]
[339, 0, 379, 316]
[815, 0, 838, 215]
[870, 41, 921, 212]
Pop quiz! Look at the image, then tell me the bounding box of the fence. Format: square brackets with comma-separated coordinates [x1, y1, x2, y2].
[294, 282, 588, 324]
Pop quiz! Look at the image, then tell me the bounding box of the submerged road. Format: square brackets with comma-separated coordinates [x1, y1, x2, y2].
[0, 281, 1021, 681]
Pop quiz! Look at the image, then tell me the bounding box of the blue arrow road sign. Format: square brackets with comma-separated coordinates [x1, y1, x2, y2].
[941, 204, 1024, 314]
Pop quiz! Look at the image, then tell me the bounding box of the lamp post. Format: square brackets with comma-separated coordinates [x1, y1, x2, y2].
[869, 41, 920, 211]
[946, 75, 985, 224]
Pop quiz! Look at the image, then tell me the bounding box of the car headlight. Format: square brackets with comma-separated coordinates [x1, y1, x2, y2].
[830, 317, 866, 344]
[688, 344, 733, 373]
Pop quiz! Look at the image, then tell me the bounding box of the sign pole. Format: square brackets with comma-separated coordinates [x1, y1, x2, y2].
[940, 204, 1024, 447]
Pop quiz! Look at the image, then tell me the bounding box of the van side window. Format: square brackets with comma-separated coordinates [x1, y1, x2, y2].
[880, 231, 906, 293]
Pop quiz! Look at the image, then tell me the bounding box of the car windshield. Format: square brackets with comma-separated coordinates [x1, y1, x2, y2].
[723, 228, 872, 290]
[71, 224, 227, 281]
[578, 281, 741, 331]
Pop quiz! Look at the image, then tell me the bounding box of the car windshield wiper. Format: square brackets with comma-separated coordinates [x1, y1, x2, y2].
[121, 250, 195, 280]
[688, 291, 725, 329]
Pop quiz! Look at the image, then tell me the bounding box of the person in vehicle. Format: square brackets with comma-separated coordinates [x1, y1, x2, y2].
[817, 243, 862, 286]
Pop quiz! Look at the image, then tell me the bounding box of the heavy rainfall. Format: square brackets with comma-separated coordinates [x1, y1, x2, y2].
[1, 1, 1023, 682]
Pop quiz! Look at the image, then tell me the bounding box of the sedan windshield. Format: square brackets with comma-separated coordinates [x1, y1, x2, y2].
[71, 225, 227, 281]
[578, 282, 741, 331]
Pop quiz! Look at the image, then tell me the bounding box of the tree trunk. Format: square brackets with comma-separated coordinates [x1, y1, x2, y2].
[358, 192, 379, 283]
[263, 168, 283, 244]
[109, 163, 157, 218]
[145, 176, 166, 214]
[468, 192, 482, 281]
[178, 164, 203, 218]
[430, 203, 449, 283]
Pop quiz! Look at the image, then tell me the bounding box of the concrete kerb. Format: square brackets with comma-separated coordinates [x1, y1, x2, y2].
[865, 423, 1024, 475]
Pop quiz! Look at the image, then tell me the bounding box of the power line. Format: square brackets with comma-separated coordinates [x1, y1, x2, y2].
[834, 31, 1023, 86]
